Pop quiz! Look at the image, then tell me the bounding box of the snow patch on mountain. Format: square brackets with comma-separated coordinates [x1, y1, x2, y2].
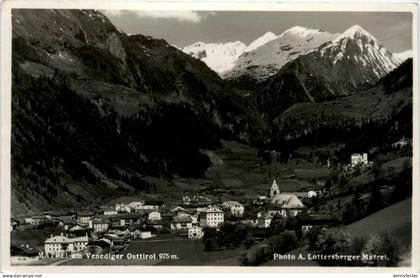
[182, 41, 246, 74]
[320, 25, 401, 78]
[244, 32, 279, 52]
[394, 49, 413, 62]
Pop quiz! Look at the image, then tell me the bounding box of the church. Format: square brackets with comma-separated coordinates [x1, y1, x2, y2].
[267, 179, 305, 218]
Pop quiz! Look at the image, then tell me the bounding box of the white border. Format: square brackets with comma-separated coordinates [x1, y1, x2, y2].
[0, 0, 419, 274]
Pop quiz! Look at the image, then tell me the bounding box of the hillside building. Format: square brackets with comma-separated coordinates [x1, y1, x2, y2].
[351, 153, 368, 166]
[296, 213, 338, 234]
[24, 215, 47, 226]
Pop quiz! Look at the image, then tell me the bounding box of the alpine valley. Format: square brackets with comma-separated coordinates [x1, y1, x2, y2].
[11, 8, 412, 228]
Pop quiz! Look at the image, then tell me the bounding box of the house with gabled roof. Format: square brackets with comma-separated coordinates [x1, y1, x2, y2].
[68, 223, 84, 232]
[170, 216, 193, 231]
[129, 225, 155, 239]
[296, 213, 338, 234]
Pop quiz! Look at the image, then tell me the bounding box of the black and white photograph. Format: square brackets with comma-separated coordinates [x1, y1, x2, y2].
[1, 1, 418, 271]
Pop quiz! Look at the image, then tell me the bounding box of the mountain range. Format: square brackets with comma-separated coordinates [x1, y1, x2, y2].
[11, 9, 413, 214]
[250, 25, 404, 121]
[183, 25, 408, 87]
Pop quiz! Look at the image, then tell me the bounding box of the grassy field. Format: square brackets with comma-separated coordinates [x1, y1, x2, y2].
[102, 140, 330, 207]
[344, 198, 412, 246]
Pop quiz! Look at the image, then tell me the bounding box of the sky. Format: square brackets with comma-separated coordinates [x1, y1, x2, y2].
[103, 10, 413, 52]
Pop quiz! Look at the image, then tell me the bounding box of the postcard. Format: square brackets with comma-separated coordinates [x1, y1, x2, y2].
[0, 0, 418, 273]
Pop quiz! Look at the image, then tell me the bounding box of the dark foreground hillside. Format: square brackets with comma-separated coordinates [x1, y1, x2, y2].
[11, 9, 270, 214]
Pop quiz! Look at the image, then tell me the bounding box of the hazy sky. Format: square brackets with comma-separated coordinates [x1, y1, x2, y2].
[104, 11, 413, 52]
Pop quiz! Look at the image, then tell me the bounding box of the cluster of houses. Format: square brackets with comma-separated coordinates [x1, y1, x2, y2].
[11, 178, 331, 263]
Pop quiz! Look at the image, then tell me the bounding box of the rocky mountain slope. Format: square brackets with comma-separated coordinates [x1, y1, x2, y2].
[11, 9, 265, 214]
[182, 31, 281, 75]
[269, 59, 413, 153]
[251, 25, 403, 121]
[10, 10, 412, 215]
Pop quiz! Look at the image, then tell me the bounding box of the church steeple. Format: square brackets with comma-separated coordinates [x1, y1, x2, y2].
[269, 179, 280, 199]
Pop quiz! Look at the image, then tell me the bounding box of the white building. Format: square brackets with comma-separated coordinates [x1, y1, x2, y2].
[44, 233, 88, 257]
[188, 226, 204, 239]
[308, 191, 317, 198]
[199, 206, 224, 228]
[222, 201, 245, 217]
[77, 213, 94, 227]
[131, 229, 154, 239]
[24, 215, 46, 226]
[392, 138, 410, 148]
[148, 211, 161, 221]
[92, 219, 109, 233]
[351, 153, 368, 166]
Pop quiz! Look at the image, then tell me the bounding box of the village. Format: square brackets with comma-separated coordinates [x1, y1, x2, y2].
[10, 147, 410, 266]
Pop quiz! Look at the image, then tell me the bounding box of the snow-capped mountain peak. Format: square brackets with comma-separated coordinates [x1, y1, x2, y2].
[334, 25, 381, 46]
[224, 26, 338, 80]
[182, 40, 247, 74]
[245, 31, 278, 52]
[282, 26, 323, 37]
[341, 25, 369, 37]
[319, 25, 401, 79]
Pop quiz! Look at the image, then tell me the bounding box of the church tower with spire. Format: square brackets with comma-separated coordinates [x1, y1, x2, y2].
[269, 179, 280, 199]
[267, 150, 280, 199]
